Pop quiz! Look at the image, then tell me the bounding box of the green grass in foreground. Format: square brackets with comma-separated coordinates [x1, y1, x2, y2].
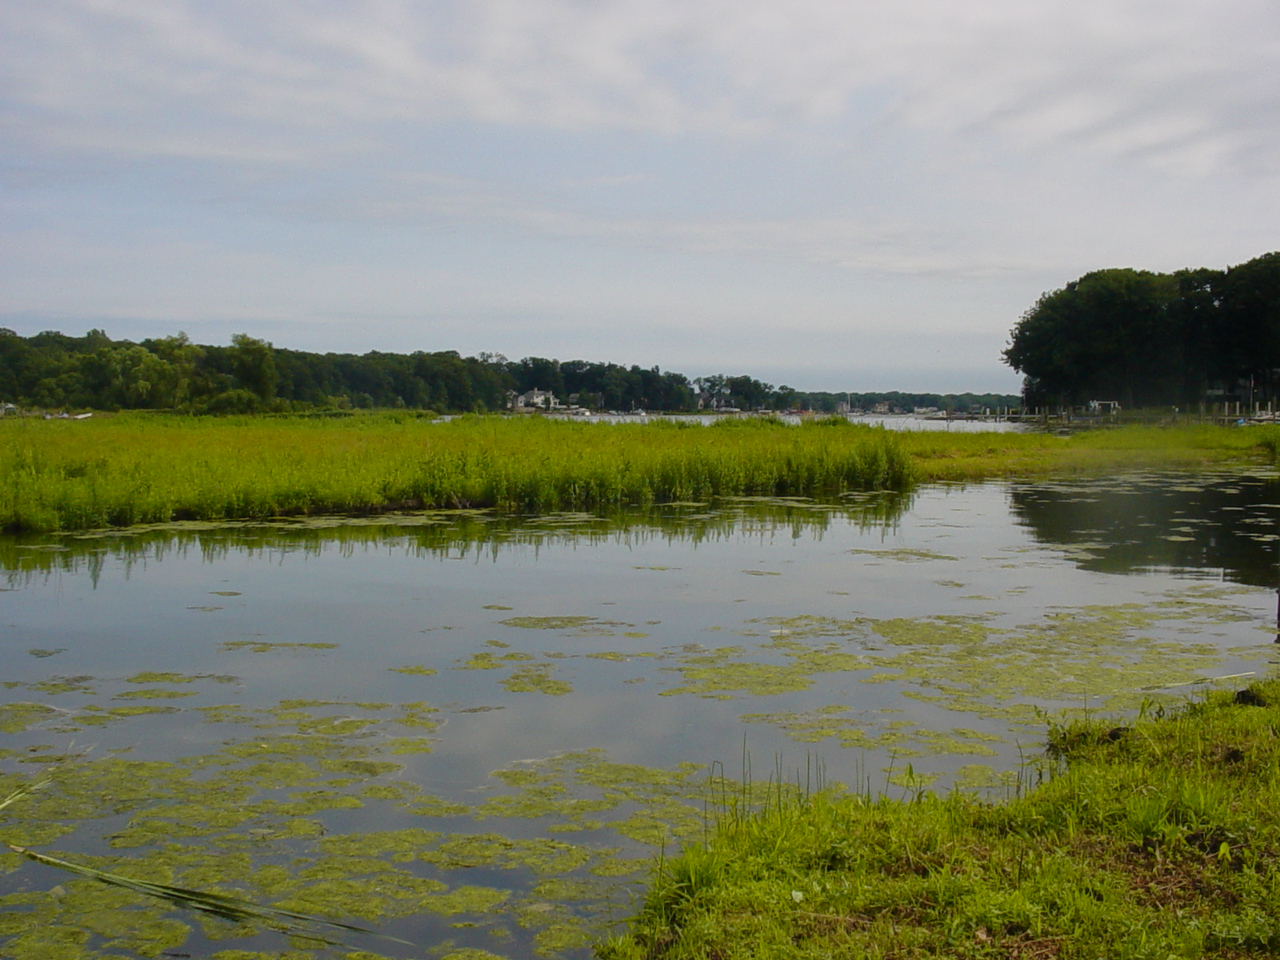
[601, 682, 1280, 959]
[1, 413, 1276, 533]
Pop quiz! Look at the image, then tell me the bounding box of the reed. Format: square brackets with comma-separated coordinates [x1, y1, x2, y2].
[0, 414, 914, 533]
[0, 414, 1271, 534]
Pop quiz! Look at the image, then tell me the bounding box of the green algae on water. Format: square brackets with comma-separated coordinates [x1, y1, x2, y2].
[501, 665, 572, 696]
[0, 703, 63, 734]
[458, 652, 534, 670]
[221, 641, 339, 654]
[0, 722, 718, 960]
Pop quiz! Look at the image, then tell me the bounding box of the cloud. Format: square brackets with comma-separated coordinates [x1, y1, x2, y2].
[4, 0, 1277, 175]
[1, 0, 1275, 394]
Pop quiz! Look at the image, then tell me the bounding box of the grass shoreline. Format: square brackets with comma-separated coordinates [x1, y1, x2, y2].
[2, 413, 1276, 534]
[5, 413, 1280, 956]
[602, 681, 1280, 958]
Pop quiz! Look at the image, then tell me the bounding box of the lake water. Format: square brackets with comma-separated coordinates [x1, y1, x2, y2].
[2, 469, 1278, 959]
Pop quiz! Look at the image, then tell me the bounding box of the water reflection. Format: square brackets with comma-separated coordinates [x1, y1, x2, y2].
[1007, 470, 1280, 588]
[2, 475, 1278, 960]
[0, 491, 910, 587]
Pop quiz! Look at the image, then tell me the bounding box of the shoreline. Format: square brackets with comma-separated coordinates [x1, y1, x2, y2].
[2, 414, 1276, 535]
[600, 679, 1280, 958]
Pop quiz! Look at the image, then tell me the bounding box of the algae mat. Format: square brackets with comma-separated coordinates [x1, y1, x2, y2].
[1, 479, 1278, 957]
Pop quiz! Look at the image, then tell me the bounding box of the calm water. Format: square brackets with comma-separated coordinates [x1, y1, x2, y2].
[2, 470, 1278, 958]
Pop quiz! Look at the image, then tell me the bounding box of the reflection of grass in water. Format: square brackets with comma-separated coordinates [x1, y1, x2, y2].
[0, 485, 910, 594]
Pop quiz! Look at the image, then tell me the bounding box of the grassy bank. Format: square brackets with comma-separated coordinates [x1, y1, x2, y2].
[0, 413, 1275, 533]
[902, 422, 1278, 481]
[0, 414, 914, 533]
[601, 681, 1280, 959]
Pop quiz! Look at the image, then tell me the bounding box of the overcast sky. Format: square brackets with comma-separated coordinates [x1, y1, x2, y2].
[2, 1, 1278, 393]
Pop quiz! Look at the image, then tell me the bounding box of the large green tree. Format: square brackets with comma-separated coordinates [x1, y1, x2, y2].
[1004, 268, 1180, 407]
[1215, 252, 1280, 403]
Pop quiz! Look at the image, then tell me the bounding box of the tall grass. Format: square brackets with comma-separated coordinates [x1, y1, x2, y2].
[2, 414, 1273, 534]
[0, 414, 914, 533]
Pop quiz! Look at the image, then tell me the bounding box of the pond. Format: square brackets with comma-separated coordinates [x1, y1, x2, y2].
[2, 469, 1278, 959]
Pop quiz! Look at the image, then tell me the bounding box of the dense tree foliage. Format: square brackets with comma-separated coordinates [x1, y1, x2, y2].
[1004, 252, 1280, 407]
[0, 328, 1017, 415]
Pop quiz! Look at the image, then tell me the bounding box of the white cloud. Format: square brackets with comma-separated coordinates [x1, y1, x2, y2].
[1, 0, 1277, 391]
[4, 0, 1277, 173]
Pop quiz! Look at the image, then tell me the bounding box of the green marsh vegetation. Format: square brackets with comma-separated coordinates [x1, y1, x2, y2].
[2, 412, 1276, 533]
[5, 414, 1280, 957]
[0, 413, 915, 533]
[901, 421, 1280, 482]
[602, 680, 1280, 959]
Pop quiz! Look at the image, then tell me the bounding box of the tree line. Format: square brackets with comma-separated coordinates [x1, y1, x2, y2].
[0, 327, 1015, 415]
[1003, 251, 1280, 408]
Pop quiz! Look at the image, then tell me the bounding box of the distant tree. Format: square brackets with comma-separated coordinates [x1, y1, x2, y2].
[1168, 267, 1225, 404]
[1214, 252, 1280, 402]
[773, 385, 799, 410]
[515, 357, 565, 398]
[229, 334, 278, 401]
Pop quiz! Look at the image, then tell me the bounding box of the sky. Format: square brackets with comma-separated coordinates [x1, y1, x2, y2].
[2, 1, 1278, 394]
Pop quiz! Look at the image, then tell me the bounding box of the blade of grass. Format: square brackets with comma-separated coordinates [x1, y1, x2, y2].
[1, 778, 411, 949]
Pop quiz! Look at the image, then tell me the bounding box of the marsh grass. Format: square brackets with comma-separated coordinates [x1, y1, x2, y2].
[2, 414, 1274, 534]
[601, 680, 1280, 959]
[0, 414, 914, 533]
[902, 422, 1280, 482]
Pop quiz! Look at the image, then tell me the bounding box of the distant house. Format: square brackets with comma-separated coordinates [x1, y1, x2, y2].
[0, 403, 15, 416]
[511, 389, 559, 411]
[697, 392, 737, 412]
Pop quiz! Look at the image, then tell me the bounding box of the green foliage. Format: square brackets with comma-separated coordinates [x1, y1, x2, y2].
[0, 414, 916, 533]
[606, 679, 1280, 958]
[1005, 251, 1280, 408]
[3, 415, 1272, 534]
[0, 327, 1021, 417]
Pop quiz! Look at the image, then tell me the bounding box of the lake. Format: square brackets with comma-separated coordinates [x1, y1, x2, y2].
[2, 469, 1277, 959]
